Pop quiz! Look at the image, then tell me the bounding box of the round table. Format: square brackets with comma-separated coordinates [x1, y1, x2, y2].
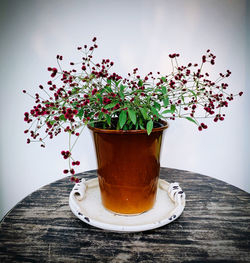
[0, 168, 249, 262]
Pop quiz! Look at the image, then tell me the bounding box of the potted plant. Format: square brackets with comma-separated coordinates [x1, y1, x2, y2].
[23, 37, 243, 215]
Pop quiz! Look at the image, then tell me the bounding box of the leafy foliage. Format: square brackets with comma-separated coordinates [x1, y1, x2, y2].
[23, 38, 243, 178]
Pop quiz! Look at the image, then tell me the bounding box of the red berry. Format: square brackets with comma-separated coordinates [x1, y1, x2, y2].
[201, 123, 208, 129]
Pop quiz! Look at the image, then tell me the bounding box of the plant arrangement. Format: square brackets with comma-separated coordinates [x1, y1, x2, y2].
[23, 37, 243, 182]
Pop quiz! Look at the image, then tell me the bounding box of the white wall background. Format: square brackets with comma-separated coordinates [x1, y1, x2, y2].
[0, 0, 249, 220]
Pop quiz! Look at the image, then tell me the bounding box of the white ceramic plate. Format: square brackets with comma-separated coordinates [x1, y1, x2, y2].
[69, 178, 185, 232]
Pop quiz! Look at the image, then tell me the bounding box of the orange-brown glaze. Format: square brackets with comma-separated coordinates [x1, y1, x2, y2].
[89, 120, 168, 214]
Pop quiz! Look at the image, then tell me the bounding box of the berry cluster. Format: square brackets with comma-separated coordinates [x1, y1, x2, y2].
[23, 37, 243, 182]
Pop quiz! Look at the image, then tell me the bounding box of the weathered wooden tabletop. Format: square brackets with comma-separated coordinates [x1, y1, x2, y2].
[0, 167, 249, 262]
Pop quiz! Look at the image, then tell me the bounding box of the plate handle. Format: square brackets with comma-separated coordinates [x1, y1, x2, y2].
[72, 179, 87, 201]
[168, 182, 186, 205]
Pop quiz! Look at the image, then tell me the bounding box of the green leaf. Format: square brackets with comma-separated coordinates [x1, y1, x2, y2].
[119, 84, 126, 100]
[97, 93, 103, 103]
[139, 108, 148, 120]
[135, 122, 139, 130]
[170, 104, 176, 112]
[120, 85, 126, 92]
[119, 85, 125, 99]
[77, 108, 84, 119]
[119, 91, 124, 99]
[127, 121, 134, 130]
[106, 114, 111, 125]
[151, 107, 159, 117]
[162, 105, 176, 114]
[59, 115, 67, 121]
[162, 109, 173, 114]
[98, 112, 103, 120]
[139, 123, 145, 130]
[185, 117, 198, 125]
[119, 110, 127, 128]
[128, 109, 137, 125]
[99, 89, 105, 94]
[154, 101, 161, 111]
[146, 120, 153, 135]
[72, 87, 79, 94]
[105, 85, 112, 93]
[88, 111, 94, 117]
[163, 97, 169, 107]
[161, 86, 167, 95]
[107, 79, 111, 85]
[188, 89, 197, 99]
[139, 119, 145, 130]
[123, 124, 128, 130]
[161, 77, 166, 82]
[138, 79, 143, 87]
[115, 80, 121, 87]
[49, 120, 55, 125]
[104, 102, 117, 109]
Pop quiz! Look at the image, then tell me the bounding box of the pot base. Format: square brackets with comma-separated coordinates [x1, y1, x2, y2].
[102, 206, 148, 216]
[98, 176, 158, 215]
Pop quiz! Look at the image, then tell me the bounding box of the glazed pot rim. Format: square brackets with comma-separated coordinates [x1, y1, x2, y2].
[87, 119, 169, 134]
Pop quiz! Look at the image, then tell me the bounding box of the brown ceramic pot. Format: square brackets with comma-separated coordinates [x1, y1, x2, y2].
[88, 120, 169, 215]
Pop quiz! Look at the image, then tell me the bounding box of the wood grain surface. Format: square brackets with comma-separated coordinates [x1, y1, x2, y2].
[0, 167, 249, 262]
